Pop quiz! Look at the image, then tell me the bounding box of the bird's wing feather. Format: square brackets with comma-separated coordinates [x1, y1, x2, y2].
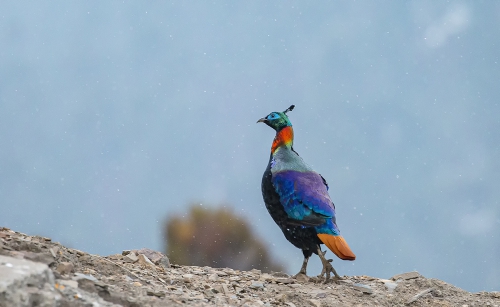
[272, 170, 337, 227]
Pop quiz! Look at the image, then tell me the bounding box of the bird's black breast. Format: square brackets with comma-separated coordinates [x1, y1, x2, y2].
[261, 156, 320, 255]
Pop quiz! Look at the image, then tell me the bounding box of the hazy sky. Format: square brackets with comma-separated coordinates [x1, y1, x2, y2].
[1, 1, 499, 292]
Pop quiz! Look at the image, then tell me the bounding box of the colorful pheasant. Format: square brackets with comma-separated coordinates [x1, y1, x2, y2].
[257, 105, 355, 282]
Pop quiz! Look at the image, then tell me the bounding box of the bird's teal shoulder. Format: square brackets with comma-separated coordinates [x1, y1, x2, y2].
[270, 147, 314, 174]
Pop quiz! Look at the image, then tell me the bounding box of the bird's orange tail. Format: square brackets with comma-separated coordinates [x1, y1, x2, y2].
[317, 234, 356, 260]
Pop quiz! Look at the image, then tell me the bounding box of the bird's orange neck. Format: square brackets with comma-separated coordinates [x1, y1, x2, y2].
[271, 126, 294, 153]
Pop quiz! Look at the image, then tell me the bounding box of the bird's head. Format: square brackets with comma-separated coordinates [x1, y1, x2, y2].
[257, 105, 294, 132]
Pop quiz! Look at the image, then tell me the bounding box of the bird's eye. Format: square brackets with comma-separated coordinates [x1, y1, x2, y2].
[267, 113, 278, 120]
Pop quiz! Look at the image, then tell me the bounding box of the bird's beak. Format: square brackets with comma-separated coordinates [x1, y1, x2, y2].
[257, 117, 267, 124]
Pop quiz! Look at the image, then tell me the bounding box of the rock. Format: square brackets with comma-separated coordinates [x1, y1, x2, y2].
[158, 255, 170, 269]
[391, 271, 421, 281]
[0, 255, 57, 307]
[260, 273, 274, 282]
[204, 289, 215, 298]
[55, 262, 74, 275]
[57, 279, 78, 288]
[74, 249, 85, 256]
[221, 283, 231, 295]
[72, 272, 98, 282]
[213, 285, 224, 294]
[314, 292, 327, 298]
[138, 254, 156, 270]
[124, 252, 139, 263]
[77, 278, 97, 293]
[122, 250, 131, 256]
[353, 283, 373, 294]
[182, 274, 194, 283]
[406, 287, 434, 304]
[22, 252, 55, 265]
[271, 272, 290, 278]
[250, 281, 264, 289]
[379, 279, 397, 292]
[215, 270, 228, 276]
[276, 278, 294, 284]
[132, 248, 165, 264]
[2, 227, 500, 307]
[49, 247, 59, 259]
[294, 273, 309, 283]
[208, 273, 219, 281]
[147, 290, 166, 298]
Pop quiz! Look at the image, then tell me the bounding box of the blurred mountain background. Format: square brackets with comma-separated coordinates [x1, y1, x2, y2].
[0, 1, 499, 292]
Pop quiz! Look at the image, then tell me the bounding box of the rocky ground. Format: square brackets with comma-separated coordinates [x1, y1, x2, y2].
[0, 227, 499, 307]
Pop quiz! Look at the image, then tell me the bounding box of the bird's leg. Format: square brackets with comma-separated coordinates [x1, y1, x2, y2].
[317, 245, 341, 283]
[293, 256, 310, 282]
[297, 256, 309, 275]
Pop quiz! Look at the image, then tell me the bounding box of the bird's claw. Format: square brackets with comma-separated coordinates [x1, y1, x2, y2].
[317, 248, 342, 283]
[318, 260, 341, 283]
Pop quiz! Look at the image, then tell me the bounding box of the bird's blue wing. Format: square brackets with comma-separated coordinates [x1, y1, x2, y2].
[272, 170, 338, 228]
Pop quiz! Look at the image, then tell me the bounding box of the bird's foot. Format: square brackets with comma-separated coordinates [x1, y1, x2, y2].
[317, 249, 341, 283]
[293, 256, 310, 282]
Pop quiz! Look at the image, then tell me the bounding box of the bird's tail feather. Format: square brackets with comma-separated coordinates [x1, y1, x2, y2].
[317, 234, 356, 260]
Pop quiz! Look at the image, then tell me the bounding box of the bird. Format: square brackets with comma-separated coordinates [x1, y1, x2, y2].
[257, 105, 355, 282]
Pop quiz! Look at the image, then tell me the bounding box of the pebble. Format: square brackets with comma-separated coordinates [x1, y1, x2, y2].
[158, 256, 170, 269]
[276, 278, 294, 284]
[294, 274, 309, 283]
[133, 248, 165, 264]
[222, 284, 231, 295]
[58, 279, 78, 288]
[213, 285, 224, 294]
[192, 293, 204, 300]
[391, 271, 421, 281]
[271, 272, 290, 278]
[146, 290, 166, 298]
[208, 273, 219, 281]
[138, 254, 155, 270]
[352, 283, 373, 294]
[23, 252, 54, 265]
[182, 274, 194, 283]
[75, 250, 85, 256]
[123, 253, 138, 263]
[259, 273, 273, 281]
[309, 299, 322, 307]
[314, 292, 327, 298]
[250, 281, 264, 289]
[55, 262, 74, 275]
[73, 273, 98, 282]
[379, 279, 398, 292]
[49, 247, 59, 258]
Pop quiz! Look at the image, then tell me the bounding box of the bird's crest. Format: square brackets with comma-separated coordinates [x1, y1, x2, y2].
[283, 105, 295, 114]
